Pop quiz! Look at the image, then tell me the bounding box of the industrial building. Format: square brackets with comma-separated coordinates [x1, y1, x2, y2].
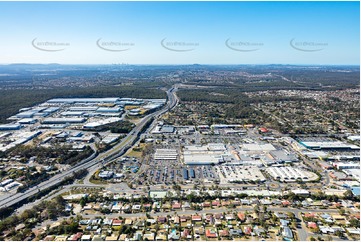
[42, 118, 86, 124]
[69, 106, 99, 112]
[269, 150, 298, 163]
[97, 107, 123, 113]
[0, 123, 22, 131]
[151, 123, 175, 134]
[299, 141, 359, 150]
[332, 162, 360, 170]
[83, 117, 122, 129]
[61, 111, 85, 116]
[16, 111, 37, 118]
[17, 118, 37, 124]
[101, 134, 121, 144]
[43, 107, 60, 113]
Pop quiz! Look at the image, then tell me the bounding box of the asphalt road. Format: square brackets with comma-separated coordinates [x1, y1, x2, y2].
[0, 86, 178, 209]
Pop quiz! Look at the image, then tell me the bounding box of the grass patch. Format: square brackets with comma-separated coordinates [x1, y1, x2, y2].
[125, 143, 147, 158]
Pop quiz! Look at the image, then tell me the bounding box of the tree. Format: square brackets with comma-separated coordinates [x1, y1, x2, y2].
[79, 197, 87, 208]
[334, 230, 343, 238]
[338, 208, 346, 215]
[55, 195, 65, 206]
[343, 190, 356, 201]
[349, 218, 360, 228]
[253, 205, 260, 214]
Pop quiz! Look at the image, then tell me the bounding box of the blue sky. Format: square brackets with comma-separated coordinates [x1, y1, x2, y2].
[0, 1, 359, 65]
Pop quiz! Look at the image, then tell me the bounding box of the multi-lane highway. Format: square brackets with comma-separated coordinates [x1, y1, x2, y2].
[0, 86, 178, 209]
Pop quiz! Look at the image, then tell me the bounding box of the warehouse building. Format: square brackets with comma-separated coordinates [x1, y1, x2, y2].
[61, 111, 85, 116]
[269, 150, 298, 163]
[151, 123, 175, 134]
[83, 117, 121, 129]
[69, 106, 98, 112]
[43, 107, 60, 114]
[97, 107, 123, 113]
[42, 118, 86, 124]
[17, 118, 37, 124]
[16, 111, 37, 118]
[0, 123, 22, 130]
[332, 162, 360, 170]
[299, 141, 359, 150]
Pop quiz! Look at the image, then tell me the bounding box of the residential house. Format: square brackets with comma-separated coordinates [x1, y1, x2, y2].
[124, 218, 133, 225]
[308, 222, 318, 229]
[143, 233, 154, 241]
[219, 229, 230, 238]
[181, 228, 191, 239]
[205, 215, 215, 225]
[68, 232, 83, 241]
[173, 216, 180, 224]
[158, 216, 167, 223]
[80, 235, 91, 241]
[212, 200, 220, 207]
[206, 229, 217, 238]
[243, 226, 252, 235]
[230, 228, 243, 236]
[191, 215, 202, 222]
[172, 202, 182, 210]
[112, 219, 122, 226]
[281, 200, 291, 207]
[237, 212, 246, 222]
[225, 214, 235, 221]
[202, 201, 211, 208]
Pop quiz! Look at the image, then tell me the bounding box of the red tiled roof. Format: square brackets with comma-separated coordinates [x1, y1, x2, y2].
[237, 212, 246, 221]
[304, 212, 316, 218]
[172, 203, 182, 209]
[203, 202, 211, 207]
[206, 229, 217, 238]
[308, 222, 318, 229]
[244, 226, 252, 235]
[212, 201, 220, 206]
[282, 200, 291, 206]
[112, 219, 122, 225]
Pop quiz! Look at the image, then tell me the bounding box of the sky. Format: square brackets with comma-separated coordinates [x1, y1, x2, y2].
[0, 1, 359, 65]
